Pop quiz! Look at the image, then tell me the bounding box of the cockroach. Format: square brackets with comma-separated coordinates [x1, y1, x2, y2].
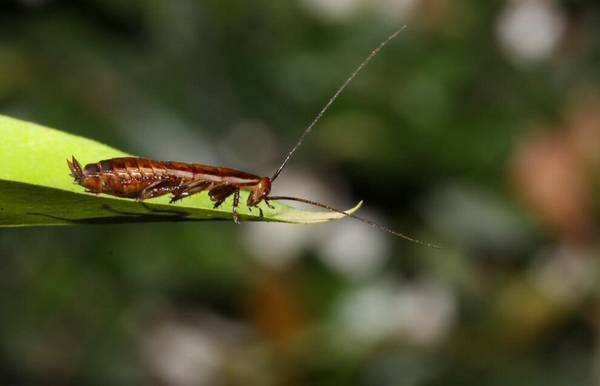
[68, 28, 439, 248]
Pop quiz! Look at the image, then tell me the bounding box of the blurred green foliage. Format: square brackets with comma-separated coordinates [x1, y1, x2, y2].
[2, 0, 600, 385]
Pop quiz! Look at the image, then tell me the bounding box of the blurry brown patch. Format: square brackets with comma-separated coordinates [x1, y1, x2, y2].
[511, 128, 590, 243]
[510, 89, 600, 246]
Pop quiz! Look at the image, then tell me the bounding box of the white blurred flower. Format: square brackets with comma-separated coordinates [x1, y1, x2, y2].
[318, 211, 389, 279]
[141, 321, 223, 386]
[374, 0, 420, 22]
[336, 280, 455, 347]
[139, 311, 271, 386]
[300, 0, 419, 23]
[390, 281, 455, 345]
[242, 222, 315, 269]
[529, 246, 598, 306]
[497, 0, 566, 65]
[300, 0, 365, 21]
[337, 281, 400, 343]
[423, 185, 529, 250]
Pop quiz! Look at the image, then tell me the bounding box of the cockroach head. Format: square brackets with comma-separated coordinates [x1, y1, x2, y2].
[67, 156, 84, 182]
[248, 177, 271, 207]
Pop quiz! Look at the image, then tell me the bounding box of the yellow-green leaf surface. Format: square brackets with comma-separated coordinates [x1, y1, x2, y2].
[0, 115, 361, 227]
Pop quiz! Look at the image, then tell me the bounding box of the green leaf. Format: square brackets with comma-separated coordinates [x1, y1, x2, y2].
[0, 115, 361, 227]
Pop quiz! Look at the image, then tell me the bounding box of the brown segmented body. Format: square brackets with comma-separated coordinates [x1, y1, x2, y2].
[68, 156, 272, 224]
[78, 157, 263, 198]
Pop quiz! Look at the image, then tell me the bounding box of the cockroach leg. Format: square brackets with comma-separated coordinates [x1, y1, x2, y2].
[248, 205, 264, 217]
[264, 199, 275, 210]
[182, 179, 211, 193]
[232, 188, 241, 224]
[170, 180, 211, 203]
[208, 185, 237, 209]
[137, 180, 175, 201]
[169, 194, 183, 203]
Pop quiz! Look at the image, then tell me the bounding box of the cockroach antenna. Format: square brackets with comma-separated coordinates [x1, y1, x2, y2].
[268, 196, 441, 249]
[271, 26, 407, 182]
[268, 27, 441, 249]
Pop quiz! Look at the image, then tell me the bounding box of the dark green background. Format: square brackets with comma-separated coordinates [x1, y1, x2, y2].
[2, 1, 600, 385]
